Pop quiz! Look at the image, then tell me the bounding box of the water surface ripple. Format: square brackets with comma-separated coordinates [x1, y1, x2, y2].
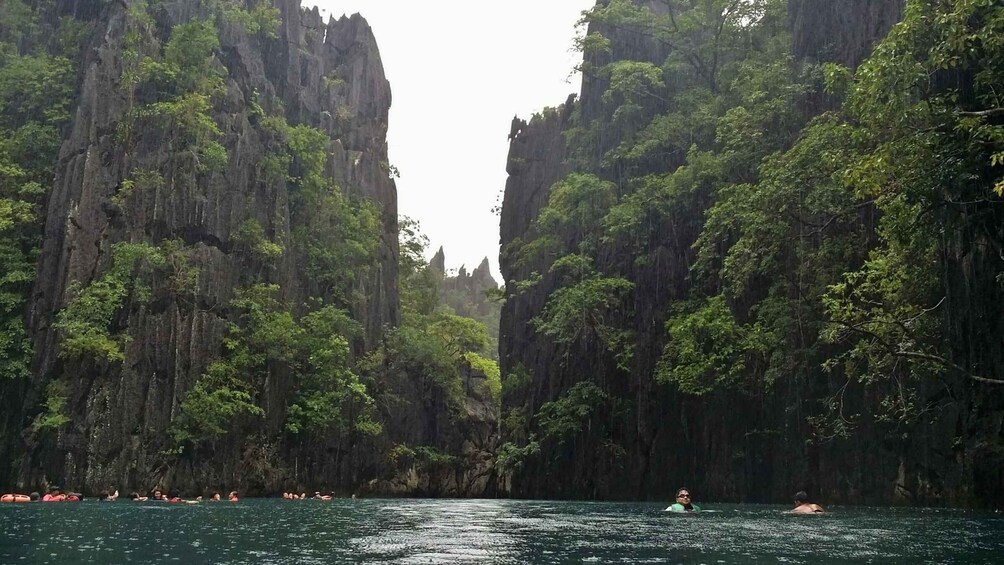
[1, 498, 1000, 563]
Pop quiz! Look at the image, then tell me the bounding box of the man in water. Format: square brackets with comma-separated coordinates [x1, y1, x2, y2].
[792, 491, 825, 513]
[666, 487, 700, 512]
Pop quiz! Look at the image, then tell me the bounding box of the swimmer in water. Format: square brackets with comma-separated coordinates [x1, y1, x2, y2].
[791, 491, 825, 513]
[666, 487, 700, 512]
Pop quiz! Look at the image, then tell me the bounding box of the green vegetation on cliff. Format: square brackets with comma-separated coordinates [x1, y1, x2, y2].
[0, 0, 498, 496]
[501, 0, 1004, 504]
[0, 1, 82, 380]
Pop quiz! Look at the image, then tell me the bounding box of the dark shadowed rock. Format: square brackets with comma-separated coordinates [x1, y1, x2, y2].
[789, 0, 905, 67]
[496, 0, 925, 504]
[16, 0, 398, 493]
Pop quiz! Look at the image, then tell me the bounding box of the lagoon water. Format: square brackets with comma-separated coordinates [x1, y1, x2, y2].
[1, 498, 1001, 563]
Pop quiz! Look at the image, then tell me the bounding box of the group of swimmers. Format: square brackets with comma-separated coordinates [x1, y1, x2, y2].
[1, 486, 86, 503]
[666, 487, 826, 513]
[9, 484, 824, 511]
[282, 491, 357, 500]
[2, 487, 239, 503]
[5, 487, 360, 503]
[127, 489, 239, 503]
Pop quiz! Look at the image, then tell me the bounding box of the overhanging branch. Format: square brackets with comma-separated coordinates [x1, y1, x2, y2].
[958, 108, 1004, 118]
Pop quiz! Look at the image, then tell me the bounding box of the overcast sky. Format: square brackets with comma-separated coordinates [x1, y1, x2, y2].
[308, 1, 597, 283]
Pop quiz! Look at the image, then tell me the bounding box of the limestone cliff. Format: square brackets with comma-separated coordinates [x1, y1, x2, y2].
[6, 0, 398, 494]
[434, 251, 500, 329]
[496, 0, 950, 504]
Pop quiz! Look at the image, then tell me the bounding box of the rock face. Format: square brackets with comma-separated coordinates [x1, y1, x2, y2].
[365, 249, 501, 497]
[8, 0, 398, 493]
[788, 0, 905, 67]
[497, 0, 957, 504]
[435, 253, 500, 320]
[366, 362, 499, 497]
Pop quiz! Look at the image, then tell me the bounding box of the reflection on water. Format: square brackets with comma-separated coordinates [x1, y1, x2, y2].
[1, 498, 1001, 563]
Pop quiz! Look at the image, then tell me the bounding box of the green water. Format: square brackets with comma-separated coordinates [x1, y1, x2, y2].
[1, 498, 1001, 563]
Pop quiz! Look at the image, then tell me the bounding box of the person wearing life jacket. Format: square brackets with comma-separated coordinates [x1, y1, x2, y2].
[1, 493, 32, 503]
[42, 487, 66, 502]
[666, 487, 701, 512]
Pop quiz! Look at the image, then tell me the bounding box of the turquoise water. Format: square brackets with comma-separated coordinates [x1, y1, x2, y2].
[1, 498, 1001, 563]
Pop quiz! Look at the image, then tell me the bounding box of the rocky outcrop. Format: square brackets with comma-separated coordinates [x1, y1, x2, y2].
[366, 362, 498, 497]
[788, 0, 905, 67]
[432, 249, 502, 360]
[10, 0, 398, 494]
[498, 105, 575, 440]
[438, 255, 499, 318]
[497, 0, 918, 503]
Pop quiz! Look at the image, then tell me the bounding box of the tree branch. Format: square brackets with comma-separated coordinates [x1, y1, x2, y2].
[831, 319, 1004, 385]
[957, 108, 1004, 118]
[890, 350, 1004, 385]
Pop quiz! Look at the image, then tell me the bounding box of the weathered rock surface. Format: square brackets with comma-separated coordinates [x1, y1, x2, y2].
[367, 362, 498, 497]
[435, 252, 500, 320]
[10, 0, 399, 494]
[495, 0, 960, 505]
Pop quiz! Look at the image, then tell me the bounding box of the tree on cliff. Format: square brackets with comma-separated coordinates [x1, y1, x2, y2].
[499, 0, 1004, 504]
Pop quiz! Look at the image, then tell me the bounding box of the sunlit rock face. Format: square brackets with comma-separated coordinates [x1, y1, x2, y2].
[13, 0, 398, 492]
[497, 0, 916, 503]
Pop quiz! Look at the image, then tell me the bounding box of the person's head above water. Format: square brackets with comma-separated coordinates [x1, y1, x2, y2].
[667, 486, 699, 512]
[793, 491, 808, 504]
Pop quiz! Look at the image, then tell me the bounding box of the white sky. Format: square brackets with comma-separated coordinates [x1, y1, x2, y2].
[308, 1, 596, 283]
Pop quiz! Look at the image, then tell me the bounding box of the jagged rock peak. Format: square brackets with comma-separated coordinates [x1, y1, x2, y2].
[430, 246, 446, 273]
[472, 257, 497, 288]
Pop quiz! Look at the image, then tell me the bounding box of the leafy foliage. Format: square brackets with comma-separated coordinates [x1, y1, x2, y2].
[504, 0, 1004, 490]
[398, 216, 439, 320]
[256, 118, 384, 299]
[286, 304, 380, 437]
[817, 0, 1004, 397]
[172, 284, 379, 445]
[54, 243, 166, 362]
[221, 1, 281, 39]
[536, 381, 608, 444]
[463, 351, 501, 403]
[119, 15, 228, 173]
[532, 275, 635, 368]
[0, 7, 81, 378]
[656, 296, 766, 394]
[31, 380, 71, 432]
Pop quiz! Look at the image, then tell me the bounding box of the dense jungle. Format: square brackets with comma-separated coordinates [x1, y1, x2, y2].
[1, 0, 1002, 507]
